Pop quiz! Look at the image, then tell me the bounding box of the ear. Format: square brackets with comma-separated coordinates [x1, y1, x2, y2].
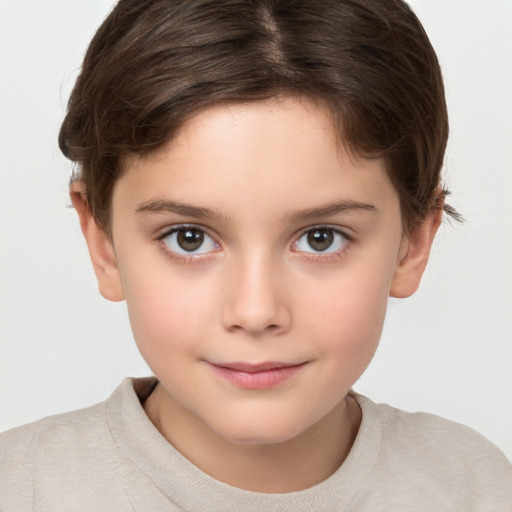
[390, 205, 443, 298]
[70, 181, 125, 302]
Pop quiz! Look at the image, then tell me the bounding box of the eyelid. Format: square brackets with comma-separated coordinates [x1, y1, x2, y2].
[293, 224, 353, 243]
[156, 223, 221, 261]
[156, 223, 217, 241]
[155, 223, 352, 263]
[291, 224, 352, 258]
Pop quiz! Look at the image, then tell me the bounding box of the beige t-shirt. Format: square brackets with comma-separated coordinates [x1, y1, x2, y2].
[1, 377, 511, 511]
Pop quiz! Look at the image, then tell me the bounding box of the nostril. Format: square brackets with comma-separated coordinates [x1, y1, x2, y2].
[228, 323, 280, 334]
[221, 272, 292, 335]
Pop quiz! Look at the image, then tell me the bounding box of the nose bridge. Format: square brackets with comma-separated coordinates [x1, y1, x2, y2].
[222, 248, 290, 336]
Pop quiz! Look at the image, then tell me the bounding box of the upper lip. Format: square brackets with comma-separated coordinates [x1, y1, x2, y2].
[210, 361, 306, 373]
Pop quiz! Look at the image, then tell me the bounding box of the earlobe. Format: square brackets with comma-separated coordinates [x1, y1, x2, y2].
[390, 206, 443, 298]
[70, 181, 125, 302]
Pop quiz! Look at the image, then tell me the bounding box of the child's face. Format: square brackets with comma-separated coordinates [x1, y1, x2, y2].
[101, 97, 412, 444]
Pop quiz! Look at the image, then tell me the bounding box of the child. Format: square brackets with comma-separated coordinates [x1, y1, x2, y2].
[1, 0, 511, 510]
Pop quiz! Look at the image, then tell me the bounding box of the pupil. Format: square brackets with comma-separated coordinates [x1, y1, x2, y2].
[308, 229, 333, 251]
[177, 229, 204, 251]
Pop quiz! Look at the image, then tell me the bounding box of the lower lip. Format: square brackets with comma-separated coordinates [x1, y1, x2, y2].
[210, 363, 306, 389]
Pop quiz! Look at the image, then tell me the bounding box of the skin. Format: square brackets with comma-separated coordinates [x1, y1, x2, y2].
[72, 96, 441, 493]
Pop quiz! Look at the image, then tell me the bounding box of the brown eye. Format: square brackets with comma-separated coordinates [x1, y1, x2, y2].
[162, 226, 219, 255]
[307, 229, 334, 251]
[294, 227, 348, 254]
[177, 229, 204, 251]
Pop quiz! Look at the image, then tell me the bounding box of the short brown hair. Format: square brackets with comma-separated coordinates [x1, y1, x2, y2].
[59, 0, 458, 234]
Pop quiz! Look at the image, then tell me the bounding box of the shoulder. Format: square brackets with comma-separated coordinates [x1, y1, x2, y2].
[0, 378, 156, 511]
[373, 398, 510, 469]
[1, 399, 109, 456]
[0, 401, 108, 510]
[354, 394, 512, 509]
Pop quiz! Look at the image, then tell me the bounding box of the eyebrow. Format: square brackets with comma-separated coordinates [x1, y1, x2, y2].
[136, 199, 228, 223]
[286, 200, 377, 223]
[135, 198, 376, 223]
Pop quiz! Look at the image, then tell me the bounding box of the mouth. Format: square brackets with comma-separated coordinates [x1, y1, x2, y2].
[208, 361, 308, 389]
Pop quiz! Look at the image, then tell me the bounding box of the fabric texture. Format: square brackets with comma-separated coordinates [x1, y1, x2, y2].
[1, 377, 511, 512]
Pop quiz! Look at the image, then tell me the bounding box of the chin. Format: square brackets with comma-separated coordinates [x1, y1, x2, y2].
[211, 413, 307, 446]
[221, 431, 299, 447]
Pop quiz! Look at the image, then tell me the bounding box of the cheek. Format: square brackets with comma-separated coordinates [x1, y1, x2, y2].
[300, 260, 393, 365]
[119, 261, 217, 360]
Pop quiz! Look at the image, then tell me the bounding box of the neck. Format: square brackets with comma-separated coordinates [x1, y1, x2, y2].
[144, 385, 361, 493]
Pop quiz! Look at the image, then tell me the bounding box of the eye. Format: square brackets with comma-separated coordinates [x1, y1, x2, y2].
[294, 227, 348, 254]
[160, 226, 219, 256]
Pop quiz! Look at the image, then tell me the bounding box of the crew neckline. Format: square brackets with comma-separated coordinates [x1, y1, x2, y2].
[106, 377, 382, 511]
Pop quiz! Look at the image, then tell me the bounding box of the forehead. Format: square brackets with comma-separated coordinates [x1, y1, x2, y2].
[130, 97, 340, 173]
[115, 97, 400, 224]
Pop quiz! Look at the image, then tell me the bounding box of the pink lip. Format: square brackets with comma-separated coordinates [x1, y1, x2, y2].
[209, 361, 307, 389]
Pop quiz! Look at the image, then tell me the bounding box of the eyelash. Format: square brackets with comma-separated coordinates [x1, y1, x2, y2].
[292, 225, 352, 262]
[156, 224, 220, 264]
[155, 224, 352, 263]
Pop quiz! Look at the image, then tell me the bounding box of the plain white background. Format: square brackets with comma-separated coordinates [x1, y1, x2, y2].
[1, 0, 511, 461]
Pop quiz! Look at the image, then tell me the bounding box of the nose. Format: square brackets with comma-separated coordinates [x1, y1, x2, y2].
[221, 253, 292, 337]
